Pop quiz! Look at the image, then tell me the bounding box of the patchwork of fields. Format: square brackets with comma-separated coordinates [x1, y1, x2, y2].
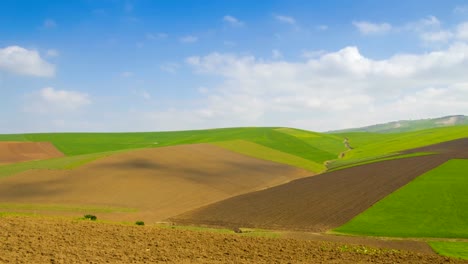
[0, 125, 467, 261]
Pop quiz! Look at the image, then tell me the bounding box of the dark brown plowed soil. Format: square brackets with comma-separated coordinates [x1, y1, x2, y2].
[1, 216, 465, 264]
[0, 142, 63, 165]
[0, 143, 310, 222]
[171, 154, 451, 232]
[403, 137, 468, 158]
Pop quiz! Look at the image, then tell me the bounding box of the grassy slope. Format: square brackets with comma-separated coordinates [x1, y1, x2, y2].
[335, 159, 468, 238]
[333, 125, 468, 161]
[214, 140, 324, 172]
[329, 115, 468, 133]
[429, 242, 468, 260]
[0, 127, 345, 176]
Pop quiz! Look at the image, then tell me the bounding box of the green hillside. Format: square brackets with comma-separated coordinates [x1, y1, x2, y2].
[329, 115, 468, 133]
[0, 127, 346, 175]
[329, 126, 468, 167]
[335, 159, 468, 238]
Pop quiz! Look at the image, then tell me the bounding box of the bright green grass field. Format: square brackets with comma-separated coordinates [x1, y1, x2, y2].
[335, 159, 468, 238]
[0, 127, 344, 175]
[429, 242, 468, 260]
[214, 140, 324, 172]
[334, 125, 468, 161]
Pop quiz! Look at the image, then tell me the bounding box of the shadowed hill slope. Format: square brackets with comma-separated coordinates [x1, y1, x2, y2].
[0, 143, 311, 222]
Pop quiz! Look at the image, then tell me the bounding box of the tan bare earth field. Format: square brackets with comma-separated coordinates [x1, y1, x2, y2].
[0, 142, 63, 165]
[1, 216, 465, 264]
[0, 143, 311, 222]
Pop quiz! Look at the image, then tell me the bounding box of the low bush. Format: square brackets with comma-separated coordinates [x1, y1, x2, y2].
[84, 214, 97, 221]
[135, 221, 144, 226]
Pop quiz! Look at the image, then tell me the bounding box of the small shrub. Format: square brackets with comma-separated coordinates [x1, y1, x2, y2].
[135, 221, 145, 226]
[84, 214, 97, 221]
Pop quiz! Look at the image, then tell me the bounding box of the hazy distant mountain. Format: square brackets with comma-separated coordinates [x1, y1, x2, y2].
[329, 115, 468, 133]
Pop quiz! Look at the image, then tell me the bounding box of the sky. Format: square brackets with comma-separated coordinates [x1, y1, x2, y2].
[1, 0, 468, 133]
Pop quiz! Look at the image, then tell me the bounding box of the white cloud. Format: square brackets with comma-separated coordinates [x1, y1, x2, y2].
[353, 21, 392, 35]
[180, 35, 198, 43]
[456, 22, 468, 40]
[223, 15, 244, 27]
[46, 49, 59, 57]
[420, 30, 453, 43]
[404, 16, 440, 32]
[274, 15, 296, 25]
[25, 87, 91, 113]
[43, 19, 57, 29]
[0, 46, 55, 77]
[272, 49, 283, 59]
[184, 43, 468, 131]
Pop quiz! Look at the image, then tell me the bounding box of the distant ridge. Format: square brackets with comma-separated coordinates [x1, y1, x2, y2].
[328, 115, 468, 133]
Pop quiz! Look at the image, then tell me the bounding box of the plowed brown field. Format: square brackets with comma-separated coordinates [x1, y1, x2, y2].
[0, 143, 310, 222]
[1, 216, 465, 264]
[0, 142, 63, 165]
[171, 154, 452, 232]
[403, 137, 468, 158]
[172, 139, 468, 232]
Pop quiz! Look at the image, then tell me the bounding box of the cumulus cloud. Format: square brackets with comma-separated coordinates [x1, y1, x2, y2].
[456, 22, 468, 40]
[24, 87, 91, 113]
[420, 30, 453, 43]
[223, 15, 244, 27]
[180, 35, 198, 43]
[184, 43, 468, 131]
[353, 21, 392, 35]
[274, 15, 296, 25]
[0, 46, 55, 77]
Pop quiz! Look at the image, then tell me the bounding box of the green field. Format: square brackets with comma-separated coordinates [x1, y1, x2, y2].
[335, 159, 468, 238]
[0, 127, 345, 175]
[332, 125, 468, 162]
[214, 140, 324, 172]
[429, 242, 468, 260]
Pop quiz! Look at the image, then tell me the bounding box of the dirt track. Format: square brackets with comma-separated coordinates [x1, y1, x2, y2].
[1, 216, 465, 264]
[0, 142, 63, 165]
[0, 143, 310, 222]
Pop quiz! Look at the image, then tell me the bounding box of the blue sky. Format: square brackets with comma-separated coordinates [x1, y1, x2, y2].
[1, 0, 468, 133]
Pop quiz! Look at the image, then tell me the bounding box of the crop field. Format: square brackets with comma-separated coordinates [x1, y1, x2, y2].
[430, 242, 468, 260]
[0, 143, 310, 222]
[334, 159, 468, 238]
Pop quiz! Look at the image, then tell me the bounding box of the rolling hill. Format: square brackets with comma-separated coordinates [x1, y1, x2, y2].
[328, 115, 468, 134]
